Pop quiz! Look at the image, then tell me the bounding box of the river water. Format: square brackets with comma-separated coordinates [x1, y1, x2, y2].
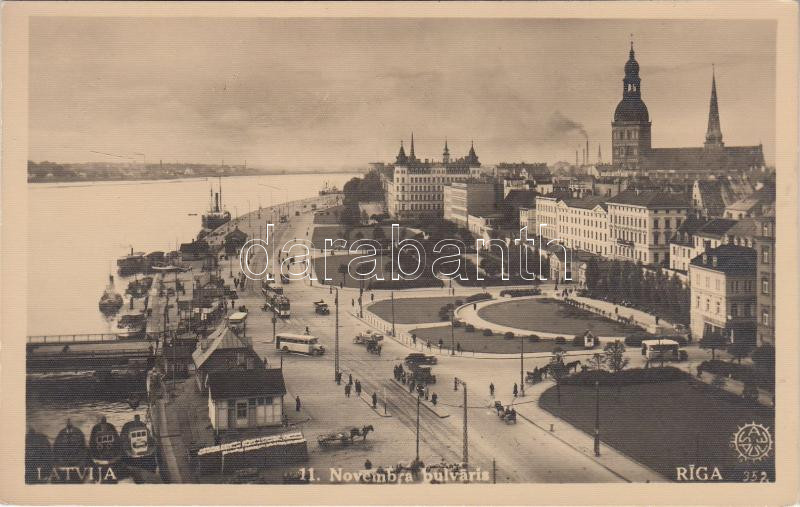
[26, 173, 354, 449]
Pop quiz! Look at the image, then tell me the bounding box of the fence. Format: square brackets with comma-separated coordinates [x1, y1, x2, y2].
[27, 331, 164, 344]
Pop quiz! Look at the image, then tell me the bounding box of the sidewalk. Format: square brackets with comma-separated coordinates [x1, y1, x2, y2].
[509, 380, 665, 483]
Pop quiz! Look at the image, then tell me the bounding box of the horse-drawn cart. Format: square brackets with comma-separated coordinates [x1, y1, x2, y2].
[317, 425, 374, 448]
[493, 401, 517, 424]
[353, 330, 384, 345]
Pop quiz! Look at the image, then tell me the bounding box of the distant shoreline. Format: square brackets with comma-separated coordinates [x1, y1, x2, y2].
[27, 169, 364, 185]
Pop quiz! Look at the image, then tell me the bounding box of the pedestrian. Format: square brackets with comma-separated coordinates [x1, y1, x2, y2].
[431, 393, 438, 406]
[409, 380, 415, 393]
[348, 373, 353, 385]
[424, 386, 429, 400]
[305, 326, 310, 335]
[329, 286, 332, 294]
[456, 342, 461, 355]
[489, 382, 495, 397]
[130, 297, 134, 310]
[345, 384, 351, 397]
[412, 334, 417, 345]
[454, 377, 458, 391]
[427, 341, 431, 351]
[513, 383, 518, 398]
[438, 339, 443, 352]
[655, 315, 660, 325]
[371, 293, 374, 302]
[295, 396, 301, 412]
[364, 459, 372, 470]
[351, 298, 355, 307]
[473, 303, 477, 310]
[355, 380, 362, 397]
[372, 392, 378, 409]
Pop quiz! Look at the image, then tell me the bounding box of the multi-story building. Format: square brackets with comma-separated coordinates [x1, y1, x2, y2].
[754, 210, 775, 346]
[669, 216, 710, 273]
[385, 136, 482, 220]
[556, 196, 610, 257]
[534, 195, 561, 243]
[443, 180, 498, 228]
[689, 245, 757, 344]
[689, 218, 738, 261]
[607, 190, 689, 266]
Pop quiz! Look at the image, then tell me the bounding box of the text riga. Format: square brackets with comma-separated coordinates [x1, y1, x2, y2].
[239, 224, 569, 282]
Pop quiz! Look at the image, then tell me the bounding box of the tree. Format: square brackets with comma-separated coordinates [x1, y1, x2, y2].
[589, 353, 604, 371]
[549, 347, 567, 405]
[585, 257, 601, 292]
[603, 340, 629, 374]
[727, 339, 754, 365]
[751, 344, 775, 376]
[699, 328, 727, 360]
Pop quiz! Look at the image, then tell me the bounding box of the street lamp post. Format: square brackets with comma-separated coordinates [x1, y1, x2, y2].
[415, 392, 421, 464]
[454, 377, 468, 467]
[520, 335, 525, 396]
[335, 288, 340, 381]
[594, 380, 601, 456]
[272, 315, 277, 342]
[390, 291, 396, 337]
[450, 308, 455, 355]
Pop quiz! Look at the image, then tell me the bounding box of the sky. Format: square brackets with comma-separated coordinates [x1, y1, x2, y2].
[29, 17, 776, 169]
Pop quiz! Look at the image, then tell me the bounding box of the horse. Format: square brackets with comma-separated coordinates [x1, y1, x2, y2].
[350, 425, 374, 441]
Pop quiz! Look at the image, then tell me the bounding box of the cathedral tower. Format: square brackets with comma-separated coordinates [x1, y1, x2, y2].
[611, 42, 652, 167]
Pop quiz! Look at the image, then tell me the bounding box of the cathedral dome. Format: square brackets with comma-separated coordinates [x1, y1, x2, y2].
[614, 97, 649, 123]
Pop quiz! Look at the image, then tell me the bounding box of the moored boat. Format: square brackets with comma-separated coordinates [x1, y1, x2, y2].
[89, 416, 122, 467]
[120, 415, 157, 471]
[117, 249, 146, 277]
[99, 286, 124, 315]
[25, 427, 53, 484]
[116, 313, 147, 339]
[126, 276, 154, 298]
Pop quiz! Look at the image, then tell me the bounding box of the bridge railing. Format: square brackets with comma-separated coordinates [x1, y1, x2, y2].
[27, 331, 165, 344]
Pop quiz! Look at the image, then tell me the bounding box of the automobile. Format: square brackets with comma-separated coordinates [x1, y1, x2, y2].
[354, 330, 384, 344]
[404, 353, 437, 366]
[313, 300, 330, 315]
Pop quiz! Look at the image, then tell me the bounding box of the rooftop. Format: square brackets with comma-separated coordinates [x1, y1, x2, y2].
[695, 218, 738, 238]
[208, 368, 287, 399]
[606, 189, 689, 208]
[689, 244, 756, 274]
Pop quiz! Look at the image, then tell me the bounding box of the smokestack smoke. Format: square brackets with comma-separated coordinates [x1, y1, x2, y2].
[547, 110, 588, 140]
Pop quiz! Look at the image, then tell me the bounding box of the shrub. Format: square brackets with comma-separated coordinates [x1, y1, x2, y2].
[561, 367, 686, 386]
[499, 288, 542, 298]
[624, 333, 651, 347]
[572, 334, 584, 347]
[465, 293, 492, 303]
[465, 324, 475, 332]
[503, 331, 515, 340]
[555, 336, 566, 345]
[483, 329, 493, 336]
[528, 335, 541, 343]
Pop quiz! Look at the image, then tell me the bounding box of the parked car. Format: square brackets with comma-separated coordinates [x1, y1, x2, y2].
[404, 353, 438, 366]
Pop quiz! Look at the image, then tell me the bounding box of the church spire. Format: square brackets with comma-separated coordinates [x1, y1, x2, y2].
[705, 65, 724, 149]
[409, 132, 416, 160]
[395, 139, 407, 165]
[442, 138, 450, 164]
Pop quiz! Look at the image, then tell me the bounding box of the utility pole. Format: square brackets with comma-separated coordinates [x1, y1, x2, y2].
[335, 288, 340, 380]
[391, 291, 396, 337]
[594, 380, 601, 456]
[520, 335, 525, 397]
[450, 308, 455, 355]
[415, 392, 421, 464]
[272, 315, 277, 343]
[455, 377, 468, 467]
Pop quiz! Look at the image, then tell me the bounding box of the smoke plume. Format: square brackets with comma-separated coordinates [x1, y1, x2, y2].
[546, 110, 588, 140]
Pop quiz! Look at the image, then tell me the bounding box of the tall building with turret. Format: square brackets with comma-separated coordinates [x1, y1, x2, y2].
[384, 134, 483, 220]
[610, 43, 766, 179]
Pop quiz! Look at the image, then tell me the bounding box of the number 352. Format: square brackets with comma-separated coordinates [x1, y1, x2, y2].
[743, 470, 769, 482]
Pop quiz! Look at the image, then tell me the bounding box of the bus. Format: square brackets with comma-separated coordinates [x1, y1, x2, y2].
[276, 333, 326, 355]
[641, 339, 683, 361]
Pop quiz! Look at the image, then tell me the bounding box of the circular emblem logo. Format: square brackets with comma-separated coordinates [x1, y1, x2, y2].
[730, 422, 773, 462]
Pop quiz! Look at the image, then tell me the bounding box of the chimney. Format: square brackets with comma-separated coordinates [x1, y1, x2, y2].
[586, 138, 589, 165]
